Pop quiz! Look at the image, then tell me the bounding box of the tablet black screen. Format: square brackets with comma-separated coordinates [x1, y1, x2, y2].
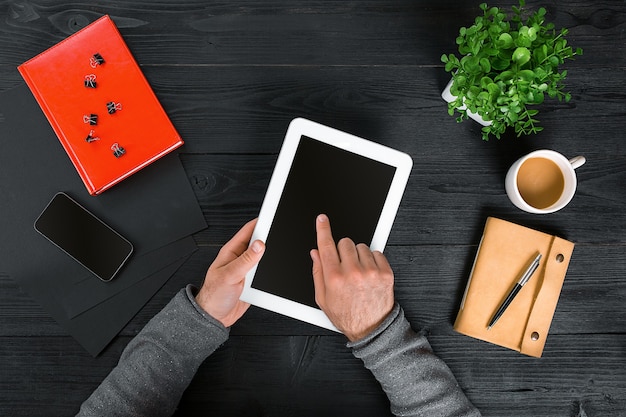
[251, 135, 396, 308]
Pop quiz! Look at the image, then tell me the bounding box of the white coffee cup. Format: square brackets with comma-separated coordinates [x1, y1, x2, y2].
[505, 150, 585, 214]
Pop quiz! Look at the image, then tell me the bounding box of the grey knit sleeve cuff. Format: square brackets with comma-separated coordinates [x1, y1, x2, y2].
[125, 285, 231, 359]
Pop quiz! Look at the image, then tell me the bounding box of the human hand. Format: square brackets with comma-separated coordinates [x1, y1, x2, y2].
[310, 214, 395, 342]
[196, 218, 265, 327]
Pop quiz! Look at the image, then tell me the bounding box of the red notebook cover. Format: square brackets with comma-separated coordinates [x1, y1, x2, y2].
[18, 15, 183, 195]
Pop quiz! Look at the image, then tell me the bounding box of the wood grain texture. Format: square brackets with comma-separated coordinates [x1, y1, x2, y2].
[2, 244, 624, 338]
[0, 333, 624, 417]
[0, 1, 622, 67]
[0, 1, 625, 416]
[177, 149, 626, 246]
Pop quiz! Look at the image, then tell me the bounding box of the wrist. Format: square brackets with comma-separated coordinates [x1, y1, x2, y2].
[184, 285, 230, 332]
[345, 326, 379, 343]
[346, 303, 402, 349]
[195, 287, 223, 324]
[195, 287, 210, 312]
[343, 304, 395, 342]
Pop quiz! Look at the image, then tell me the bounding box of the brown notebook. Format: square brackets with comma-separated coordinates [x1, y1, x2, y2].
[454, 217, 575, 357]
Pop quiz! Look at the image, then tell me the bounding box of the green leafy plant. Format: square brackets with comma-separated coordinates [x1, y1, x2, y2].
[441, 1, 582, 140]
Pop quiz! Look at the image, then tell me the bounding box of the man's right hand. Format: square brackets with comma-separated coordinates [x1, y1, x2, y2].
[310, 214, 395, 342]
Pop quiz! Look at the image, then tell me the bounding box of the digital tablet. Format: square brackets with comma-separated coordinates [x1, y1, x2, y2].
[240, 118, 412, 332]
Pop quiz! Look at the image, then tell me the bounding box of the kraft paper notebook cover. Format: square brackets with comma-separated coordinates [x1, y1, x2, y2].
[454, 217, 575, 357]
[18, 15, 183, 195]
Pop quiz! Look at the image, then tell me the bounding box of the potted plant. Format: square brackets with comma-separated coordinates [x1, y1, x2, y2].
[441, 1, 582, 140]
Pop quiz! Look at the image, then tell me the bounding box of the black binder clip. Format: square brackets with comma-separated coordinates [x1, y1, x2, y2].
[83, 113, 98, 125]
[111, 143, 126, 158]
[85, 129, 100, 143]
[84, 74, 97, 88]
[90, 53, 105, 68]
[106, 101, 122, 114]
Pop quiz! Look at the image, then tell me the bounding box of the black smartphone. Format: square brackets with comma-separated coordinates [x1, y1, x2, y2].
[34, 192, 133, 282]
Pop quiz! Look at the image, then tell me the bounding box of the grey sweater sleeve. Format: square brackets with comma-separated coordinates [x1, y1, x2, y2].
[77, 285, 229, 417]
[348, 303, 481, 417]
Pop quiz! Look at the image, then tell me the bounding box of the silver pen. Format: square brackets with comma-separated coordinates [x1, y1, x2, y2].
[487, 253, 542, 330]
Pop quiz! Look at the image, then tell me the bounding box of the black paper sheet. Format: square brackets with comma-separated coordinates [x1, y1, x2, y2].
[0, 84, 207, 355]
[63, 237, 198, 318]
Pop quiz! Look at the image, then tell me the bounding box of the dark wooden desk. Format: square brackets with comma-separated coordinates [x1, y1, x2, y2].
[1, 1, 625, 416]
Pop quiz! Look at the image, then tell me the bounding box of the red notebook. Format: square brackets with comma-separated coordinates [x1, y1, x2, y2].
[18, 15, 183, 195]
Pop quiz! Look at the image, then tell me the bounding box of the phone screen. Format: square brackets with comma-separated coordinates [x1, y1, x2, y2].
[34, 192, 133, 282]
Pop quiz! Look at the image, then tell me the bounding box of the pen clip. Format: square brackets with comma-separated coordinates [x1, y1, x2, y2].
[519, 253, 542, 286]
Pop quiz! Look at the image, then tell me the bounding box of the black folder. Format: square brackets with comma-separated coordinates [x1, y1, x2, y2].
[0, 84, 207, 355]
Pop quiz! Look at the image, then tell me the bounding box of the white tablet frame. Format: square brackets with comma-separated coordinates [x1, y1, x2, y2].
[240, 118, 413, 332]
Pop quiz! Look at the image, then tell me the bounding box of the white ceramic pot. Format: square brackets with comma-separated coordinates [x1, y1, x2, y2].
[441, 79, 492, 127]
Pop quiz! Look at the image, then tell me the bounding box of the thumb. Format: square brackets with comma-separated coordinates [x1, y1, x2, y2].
[222, 240, 265, 283]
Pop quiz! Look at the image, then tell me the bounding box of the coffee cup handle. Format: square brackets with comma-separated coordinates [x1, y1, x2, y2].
[569, 156, 586, 170]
